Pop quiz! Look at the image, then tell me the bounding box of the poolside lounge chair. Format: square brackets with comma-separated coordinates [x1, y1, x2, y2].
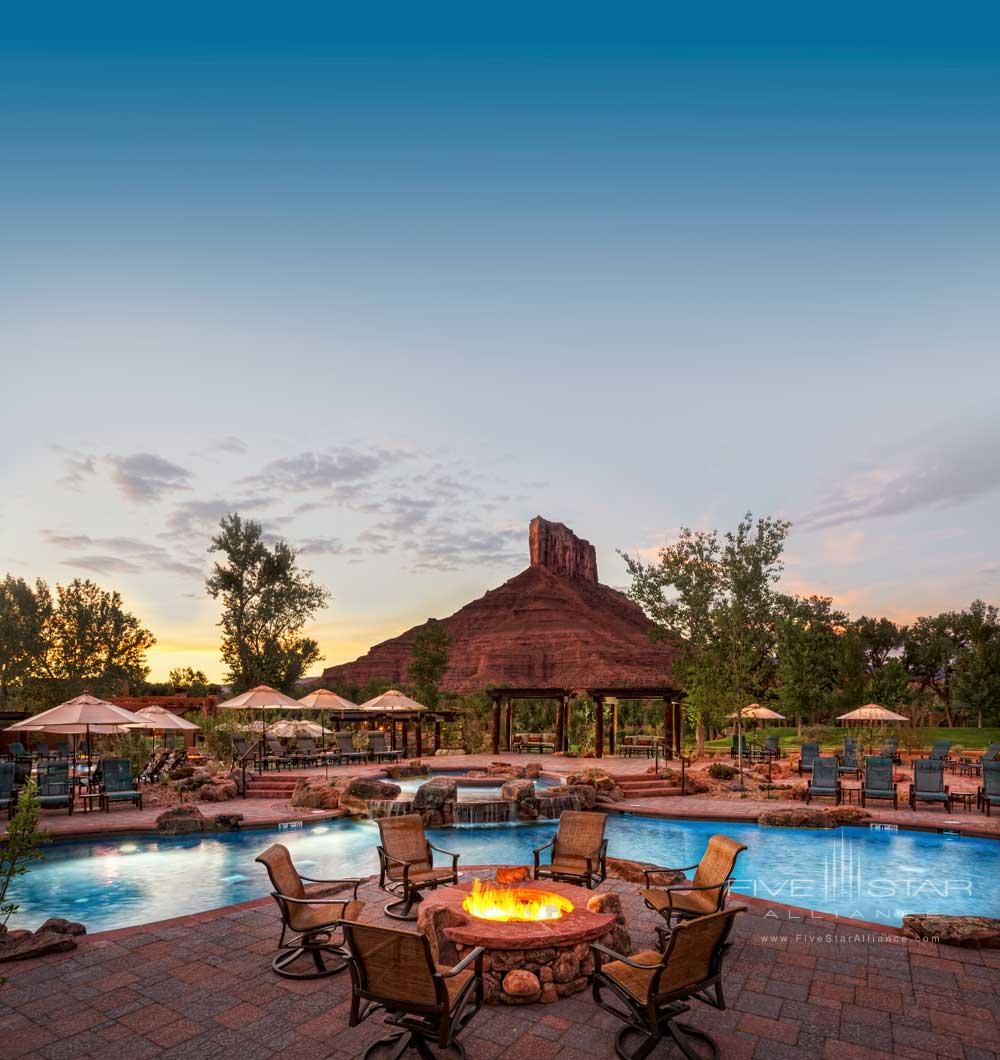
[730, 734, 749, 759]
[592, 905, 745, 1060]
[369, 731, 403, 763]
[929, 740, 952, 762]
[0, 762, 15, 819]
[2, 741, 29, 763]
[533, 810, 608, 890]
[264, 738, 294, 770]
[806, 757, 841, 804]
[861, 756, 897, 808]
[797, 742, 819, 775]
[231, 735, 254, 765]
[100, 758, 142, 811]
[977, 761, 1000, 816]
[878, 737, 901, 764]
[255, 843, 364, 978]
[336, 731, 369, 765]
[37, 763, 73, 814]
[639, 834, 747, 937]
[340, 920, 484, 1059]
[763, 734, 781, 759]
[838, 746, 861, 779]
[138, 749, 170, 784]
[377, 814, 461, 920]
[290, 737, 320, 767]
[909, 759, 952, 812]
[981, 742, 1000, 764]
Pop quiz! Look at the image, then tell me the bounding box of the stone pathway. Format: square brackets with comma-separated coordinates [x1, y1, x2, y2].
[2, 876, 998, 1059]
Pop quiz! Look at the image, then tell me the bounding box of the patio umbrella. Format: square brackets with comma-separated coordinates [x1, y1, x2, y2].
[126, 705, 201, 749]
[360, 690, 427, 756]
[268, 719, 328, 739]
[727, 704, 786, 722]
[836, 704, 908, 723]
[297, 690, 360, 776]
[218, 684, 301, 770]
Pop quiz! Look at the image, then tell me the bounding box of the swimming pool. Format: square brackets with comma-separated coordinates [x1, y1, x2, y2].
[10, 816, 998, 934]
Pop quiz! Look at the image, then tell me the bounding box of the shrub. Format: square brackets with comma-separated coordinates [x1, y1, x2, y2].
[708, 763, 736, 780]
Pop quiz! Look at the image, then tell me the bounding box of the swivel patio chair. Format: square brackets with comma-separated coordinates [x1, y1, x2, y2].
[255, 843, 364, 978]
[639, 834, 747, 937]
[861, 757, 897, 808]
[977, 761, 1000, 816]
[929, 740, 952, 762]
[0, 762, 15, 819]
[377, 814, 461, 920]
[591, 905, 746, 1060]
[838, 746, 861, 779]
[909, 759, 952, 812]
[806, 757, 841, 804]
[797, 742, 819, 775]
[369, 731, 403, 763]
[100, 757, 142, 811]
[336, 731, 370, 765]
[533, 809, 608, 890]
[341, 920, 484, 1060]
[37, 762, 74, 814]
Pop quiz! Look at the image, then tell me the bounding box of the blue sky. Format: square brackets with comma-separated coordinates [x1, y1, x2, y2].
[2, 5, 998, 679]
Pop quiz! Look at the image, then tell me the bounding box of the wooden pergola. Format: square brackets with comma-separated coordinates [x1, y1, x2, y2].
[486, 686, 683, 759]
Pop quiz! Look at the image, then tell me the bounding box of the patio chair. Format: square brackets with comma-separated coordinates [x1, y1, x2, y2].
[977, 761, 1000, 816]
[861, 756, 897, 808]
[838, 746, 861, 779]
[729, 734, 749, 759]
[981, 742, 1000, 764]
[929, 740, 952, 762]
[806, 757, 841, 804]
[878, 737, 901, 763]
[101, 758, 142, 811]
[3, 741, 29, 762]
[231, 735, 254, 765]
[763, 734, 781, 759]
[797, 742, 819, 775]
[909, 759, 952, 812]
[138, 749, 170, 784]
[533, 810, 608, 890]
[37, 762, 74, 814]
[336, 731, 370, 764]
[341, 920, 484, 1060]
[255, 843, 364, 978]
[264, 737, 294, 770]
[0, 762, 15, 819]
[591, 905, 745, 1060]
[369, 731, 403, 763]
[291, 737, 320, 767]
[639, 834, 747, 934]
[377, 814, 461, 920]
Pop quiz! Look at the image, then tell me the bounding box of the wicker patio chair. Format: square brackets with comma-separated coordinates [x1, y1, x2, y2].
[0, 762, 15, 819]
[797, 742, 819, 775]
[255, 843, 364, 978]
[861, 756, 897, 808]
[101, 758, 142, 811]
[639, 834, 746, 936]
[592, 905, 746, 1060]
[336, 731, 370, 765]
[369, 731, 403, 763]
[377, 814, 461, 920]
[805, 757, 841, 804]
[909, 759, 952, 812]
[977, 761, 1000, 816]
[341, 920, 484, 1060]
[533, 810, 608, 890]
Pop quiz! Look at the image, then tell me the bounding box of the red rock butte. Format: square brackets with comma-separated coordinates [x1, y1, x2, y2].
[317, 517, 677, 693]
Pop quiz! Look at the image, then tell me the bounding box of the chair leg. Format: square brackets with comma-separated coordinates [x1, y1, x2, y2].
[271, 936, 348, 979]
[666, 1019, 720, 1060]
[383, 889, 421, 921]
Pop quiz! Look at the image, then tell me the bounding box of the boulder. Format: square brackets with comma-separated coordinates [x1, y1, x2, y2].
[502, 969, 542, 1003]
[587, 893, 632, 956]
[413, 777, 457, 826]
[554, 784, 598, 811]
[757, 806, 868, 828]
[196, 779, 238, 802]
[155, 805, 207, 835]
[605, 858, 684, 887]
[0, 929, 78, 963]
[37, 918, 86, 937]
[213, 813, 244, 831]
[500, 779, 539, 820]
[829, 806, 870, 825]
[291, 778, 341, 810]
[902, 915, 1000, 949]
[416, 905, 466, 965]
[337, 777, 402, 801]
[383, 761, 430, 779]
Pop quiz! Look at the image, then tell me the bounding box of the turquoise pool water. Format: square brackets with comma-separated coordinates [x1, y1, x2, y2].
[11, 816, 998, 934]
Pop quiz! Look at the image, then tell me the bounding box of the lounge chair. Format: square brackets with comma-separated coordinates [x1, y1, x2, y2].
[138, 749, 170, 784]
[981, 742, 1000, 764]
[929, 740, 952, 762]
[37, 762, 74, 814]
[592, 905, 746, 1060]
[0, 762, 15, 819]
[336, 731, 369, 765]
[797, 742, 819, 775]
[255, 843, 364, 978]
[806, 757, 841, 804]
[639, 834, 747, 936]
[878, 737, 901, 764]
[861, 756, 897, 808]
[290, 737, 320, 767]
[264, 737, 294, 771]
[533, 810, 608, 890]
[340, 920, 484, 1059]
[231, 735, 254, 765]
[909, 759, 952, 812]
[977, 761, 1000, 816]
[763, 734, 781, 759]
[3, 741, 29, 763]
[101, 758, 142, 811]
[838, 746, 861, 779]
[376, 814, 461, 920]
[729, 734, 749, 759]
[369, 731, 403, 763]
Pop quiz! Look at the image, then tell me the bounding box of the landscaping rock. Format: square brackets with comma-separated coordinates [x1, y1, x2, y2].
[502, 969, 542, 1002]
[196, 778, 238, 802]
[213, 813, 244, 831]
[155, 804, 207, 834]
[500, 779, 539, 820]
[0, 929, 78, 963]
[383, 761, 430, 779]
[291, 778, 341, 810]
[902, 915, 1000, 949]
[413, 777, 457, 826]
[554, 783, 598, 810]
[605, 857, 684, 887]
[417, 904, 466, 965]
[758, 806, 868, 828]
[37, 918, 86, 937]
[587, 892, 631, 956]
[337, 777, 402, 801]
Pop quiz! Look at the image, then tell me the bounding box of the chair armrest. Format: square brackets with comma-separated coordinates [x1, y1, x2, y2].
[591, 942, 657, 970]
[278, 894, 358, 908]
[377, 848, 412, 883]
[427, 842, 459, 859]
[642, 864, 696, 885]
[300, 876, 364, 899]
[532, 837, 556, 855]
[440, 946, 485, 977]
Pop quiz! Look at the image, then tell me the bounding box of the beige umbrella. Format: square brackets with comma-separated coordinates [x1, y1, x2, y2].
[359, 689, 427, 715]
[727, 704, 786, 721]
[127, 705, 202, 731]
[297, 689, 360, 713]
[268, 719, 328, 739]
[837, 704, 908, 723]
[6, 694, 141, 770]
[218, 684, 302, 769]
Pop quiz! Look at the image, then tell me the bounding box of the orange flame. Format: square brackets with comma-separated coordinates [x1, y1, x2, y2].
[462, 879, 574, 922]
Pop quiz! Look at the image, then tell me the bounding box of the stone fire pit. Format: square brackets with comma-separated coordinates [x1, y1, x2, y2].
[418, 878, 626, 1005]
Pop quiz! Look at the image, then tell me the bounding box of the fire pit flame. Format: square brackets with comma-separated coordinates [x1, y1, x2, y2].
[462, 878, 574, 922]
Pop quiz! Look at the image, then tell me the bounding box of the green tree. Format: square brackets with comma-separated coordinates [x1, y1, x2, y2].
[852, 616, 903, 673]
[168, 666, 210, 696]
[206, 514, 330, 693]
[0, 779, 44, 931]
[775, 594, 846, 732]
[0, 576, 51, 706]
[407, 619, 450, 711]
[868, 658, 911, 712]
[952, 601, 1000, 726]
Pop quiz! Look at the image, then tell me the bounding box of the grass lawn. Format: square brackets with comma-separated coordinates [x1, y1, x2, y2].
[703, 725, 1000, 752]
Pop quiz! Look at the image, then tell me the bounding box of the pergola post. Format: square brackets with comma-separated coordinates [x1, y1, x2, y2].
[554, 696, 565, 755]
[608, 699, 618, 756]
[504, 698, 514, 752]
[389, 721, 397, 751]
[491, 696, 501, 755]
[415, 717, 423, 757]
[434, 719, 442, 753]
[662, 699, 674, 760]
[401, 719, 410, 756]
[673, 701, 683, 756]
[594, 696, 604, 758]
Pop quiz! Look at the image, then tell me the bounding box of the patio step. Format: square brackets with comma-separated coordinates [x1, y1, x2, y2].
[243, 774, 307, 798]
[606, 775, 683, 798]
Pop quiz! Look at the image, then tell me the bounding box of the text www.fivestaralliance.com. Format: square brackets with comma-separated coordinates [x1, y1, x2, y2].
[760, 933, 933, 944]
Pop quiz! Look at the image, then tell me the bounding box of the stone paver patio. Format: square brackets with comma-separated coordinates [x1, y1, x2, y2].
[3, 872, 998, 1060]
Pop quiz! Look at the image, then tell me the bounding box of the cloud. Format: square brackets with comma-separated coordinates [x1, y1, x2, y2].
[52, 448, 97, 491]
[407, 526, 523, 572]
[210, 436, 249, 455]
[43, 531, 203, 577]
[242, 447, 408, 493]
[981, 563, 1000, 577]
[107, 452, 193, 503]
[798, 425, 1000, 532]
[163, 496, 275, 542]
[296, 537, 363, 557]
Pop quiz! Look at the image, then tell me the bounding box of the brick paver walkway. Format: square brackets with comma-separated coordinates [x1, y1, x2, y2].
[3, 875, 998, 1059]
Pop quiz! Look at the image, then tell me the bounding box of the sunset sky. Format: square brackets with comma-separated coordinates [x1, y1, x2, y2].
[2, 6, 998, 681]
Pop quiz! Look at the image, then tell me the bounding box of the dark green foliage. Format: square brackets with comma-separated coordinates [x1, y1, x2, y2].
[0, 779, 45, 929]
[407, 619, 450, 711]
[708, 763, 736, 780]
